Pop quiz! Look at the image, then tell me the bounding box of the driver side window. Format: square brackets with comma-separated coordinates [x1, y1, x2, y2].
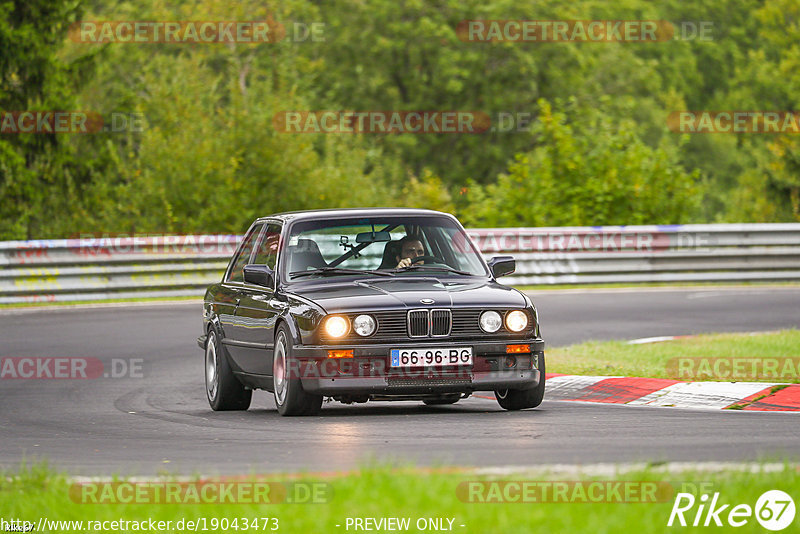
[252, 224, 281, 270]
[226, 223, 263, 283]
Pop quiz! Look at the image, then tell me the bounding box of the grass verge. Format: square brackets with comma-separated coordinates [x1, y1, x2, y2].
[547, 330, 800, 382]
[1, 463, 798, 533]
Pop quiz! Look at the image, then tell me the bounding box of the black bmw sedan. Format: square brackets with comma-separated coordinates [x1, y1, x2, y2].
[198, 208, 545, 416]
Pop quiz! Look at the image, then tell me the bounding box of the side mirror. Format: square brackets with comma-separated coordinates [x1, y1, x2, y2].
[243, 264, 275, 288]
[487, 256, 515, 278]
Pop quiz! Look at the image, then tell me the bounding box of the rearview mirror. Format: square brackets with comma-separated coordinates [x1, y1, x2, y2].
[243, 264, 275, 288]
[355, 230, 391, 243]
[487, 256, 515, 278]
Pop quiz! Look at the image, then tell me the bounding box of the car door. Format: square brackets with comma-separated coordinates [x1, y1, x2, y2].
[219, 222, 264, 371]
[229, 222, 283, 376]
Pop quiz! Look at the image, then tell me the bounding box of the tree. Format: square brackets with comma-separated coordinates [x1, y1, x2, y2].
[0, 0, 95, 238]
[459, 99, 701, 227]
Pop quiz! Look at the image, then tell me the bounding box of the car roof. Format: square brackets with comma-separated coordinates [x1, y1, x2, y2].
[254, 207, 455, 224]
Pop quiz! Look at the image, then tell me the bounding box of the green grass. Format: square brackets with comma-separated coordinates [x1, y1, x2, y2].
[548, 329, 800, 382]
[2, 463, 798, 533]
[727, 385, 791, 410]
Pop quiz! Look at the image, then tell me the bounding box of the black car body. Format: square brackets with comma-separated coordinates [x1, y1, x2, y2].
[198, 208, 545, 415]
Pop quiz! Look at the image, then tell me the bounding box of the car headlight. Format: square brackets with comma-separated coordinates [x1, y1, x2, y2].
[323, 315, 350, 338]
[353, 314, 377, 336]
[479, 311, 502, 333]
[505, 310, 528, 332]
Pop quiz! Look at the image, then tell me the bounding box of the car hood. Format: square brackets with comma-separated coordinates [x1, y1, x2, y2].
[286, 277, 526, 312]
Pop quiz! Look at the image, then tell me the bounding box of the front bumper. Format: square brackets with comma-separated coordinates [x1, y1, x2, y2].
[293, 339, 544, 395]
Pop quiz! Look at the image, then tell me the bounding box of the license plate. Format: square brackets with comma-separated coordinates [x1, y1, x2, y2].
[390, 347, 473, 368]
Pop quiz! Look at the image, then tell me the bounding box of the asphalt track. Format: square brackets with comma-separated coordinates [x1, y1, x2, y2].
[1, 287, 798, 475]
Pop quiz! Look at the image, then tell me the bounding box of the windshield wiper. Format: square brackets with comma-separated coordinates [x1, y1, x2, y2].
[388, 264, 473, 276]
[289, 267, 394, 279]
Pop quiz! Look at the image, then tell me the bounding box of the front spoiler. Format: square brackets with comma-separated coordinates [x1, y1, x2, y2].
[293, 339, 544, 395]
[300, 369, 541, 395]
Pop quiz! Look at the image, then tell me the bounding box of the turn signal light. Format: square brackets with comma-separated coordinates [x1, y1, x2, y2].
[327, 349, 354, 359]
[506, 344, 530, 354]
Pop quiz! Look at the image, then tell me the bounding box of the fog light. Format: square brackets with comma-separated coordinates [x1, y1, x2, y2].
[480, 311, 502, 333]
[506, 344, 530, 354]
[504, 356, 516, 368]
[353, 314, 376, 336]
[324, 316, 350, 338]
[505, 310, 528, 332]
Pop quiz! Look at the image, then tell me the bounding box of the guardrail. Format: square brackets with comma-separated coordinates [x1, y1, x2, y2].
[1, 224, 799, 303]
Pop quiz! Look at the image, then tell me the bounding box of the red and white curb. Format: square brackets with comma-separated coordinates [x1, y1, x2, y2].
[543, 373, 800, 411]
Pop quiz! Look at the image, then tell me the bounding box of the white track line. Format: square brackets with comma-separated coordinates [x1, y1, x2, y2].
[474, 462, 796, 477]
[627, 336, 678, 345]
[63, 462, 797, 482]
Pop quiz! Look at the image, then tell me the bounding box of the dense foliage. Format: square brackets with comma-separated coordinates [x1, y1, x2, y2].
[1, 0, 798, 238]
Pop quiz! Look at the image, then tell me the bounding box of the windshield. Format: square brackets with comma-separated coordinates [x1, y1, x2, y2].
[281, 215, 488, 281]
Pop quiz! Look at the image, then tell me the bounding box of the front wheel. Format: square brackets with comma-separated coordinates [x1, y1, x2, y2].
[273, 325, 323, 416]
[205, 330, 252, 411]
[495, 353, 546, 411]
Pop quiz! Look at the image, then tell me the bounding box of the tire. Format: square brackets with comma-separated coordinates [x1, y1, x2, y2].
[205, 329, 252, 411]
[495, 353, 546, 411]
[423, 394, 462, 406]
[273, 325, 323, 416]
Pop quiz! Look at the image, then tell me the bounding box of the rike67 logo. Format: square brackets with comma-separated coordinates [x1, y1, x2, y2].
[668, 490, 795, 530]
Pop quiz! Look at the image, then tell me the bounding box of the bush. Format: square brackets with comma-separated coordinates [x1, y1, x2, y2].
[459, 99, 702, 227]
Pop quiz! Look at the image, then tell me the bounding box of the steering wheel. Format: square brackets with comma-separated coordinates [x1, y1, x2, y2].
[411, 255, 445, 265]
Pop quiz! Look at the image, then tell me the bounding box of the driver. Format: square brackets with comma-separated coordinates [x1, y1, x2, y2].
[395, 235, 426, 268]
